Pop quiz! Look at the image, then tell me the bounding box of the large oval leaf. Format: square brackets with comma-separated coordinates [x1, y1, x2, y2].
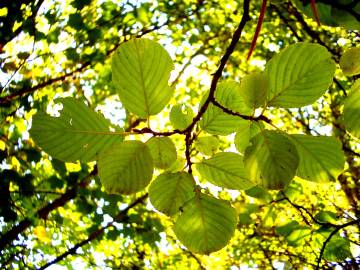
[146, 137, 177, 169]
[30, 98, 123, 162]
[244, 130, 299, 190]
[265, 43, 335, 108]
[149, 172, 195, 216]
[343, 79, 360, 138]
[196, 152, 254, 190]
[289, 135, 345, 183]
[174, 193, 237, 254]
[98, 140, 153, 194]
[112, 38, 174, 117]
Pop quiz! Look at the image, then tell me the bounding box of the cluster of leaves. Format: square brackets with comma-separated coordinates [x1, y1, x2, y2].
[1, 0, 359, 269]
[30, 37, 360, 255]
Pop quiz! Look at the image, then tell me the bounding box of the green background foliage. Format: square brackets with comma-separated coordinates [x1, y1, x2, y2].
[0, 0, 359, 269]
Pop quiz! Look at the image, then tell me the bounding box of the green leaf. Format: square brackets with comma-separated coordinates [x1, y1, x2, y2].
[244, 130, 299, 190]
[343, 79, 360, 138]
[195, 136, 220, 156]
[286, 227, 311, 246]
[68, 13, 84, 30]
[97, 140, 153, 194]
[174, 193, 237, 254]
[146, 137, 177, 169]
[149, 172, 195, 216]
[112, 38, 174, 117]
[239, 72, 268, 110]
[199, 103, 242, 135]
[340, 47, 360, 76]
[234, 120, 262, 154]
[276, 221, 300, 236]
[324, 236, 352, 262]
[30, 98, 123, 162]
[314, 211, 338, 224]
[196, 152, 254, 190]
[169, 104, 194, 130]
[265, 43, 335, 108]
[289, 135, 345, 182]
[245, 186, 272, 202]
[213, 81, 253, 115]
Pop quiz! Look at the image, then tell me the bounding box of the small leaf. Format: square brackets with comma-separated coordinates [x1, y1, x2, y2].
[289, 134, 345, 182]
[149, 172, 195, 216]
[214, 81, 253, 115]
[234, 120, 262, 154]
[30, 98, 123, 162]
[244, 130, 299, 190]
[174, 193, 237, 254]
[245, 186, 272, 202]
[199, 103, 242, 135]
[112, 38, 174, 117]
[170, 104, 194, 130]
[98, 141, 153, 194]
[195, 136, 220, 156]
[343, 79, 360, 138]
[276, 221, 300, 236]
[286, 227, 311, 246]
[196, 152, 254, 190]
[265, 43, 335, 108]
[340, 47, 360, 76]
[314, 211, 338, 224]
[146, 137, 177, 169]
[239, 72, 268, 110]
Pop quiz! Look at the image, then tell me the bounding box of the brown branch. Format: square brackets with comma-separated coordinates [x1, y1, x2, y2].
[37, 193, 148, 270]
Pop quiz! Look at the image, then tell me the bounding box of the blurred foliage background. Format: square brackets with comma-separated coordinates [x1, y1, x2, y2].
[0, 0, 359, 269]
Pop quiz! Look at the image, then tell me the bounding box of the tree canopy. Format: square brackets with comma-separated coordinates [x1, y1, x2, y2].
[0, 0, 359, 269]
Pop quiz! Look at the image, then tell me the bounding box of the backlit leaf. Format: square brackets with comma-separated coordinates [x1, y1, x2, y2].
[174, 193, 237, 254]
[196, 152, 254, 190]
[265, 43, 335, 108]
[146, 137, 177, 169]
[98, 140, 153, 194]
[234, 120, 262, 154]
[170, 104, 194, 130]
[30, 98, 123, 162]
[213, 81, 253, 115]
[289, 134, 345, 182]
[195, 136, 220, 156]
[112, 38, 174, 117]
[149, 172, 195, 216]
[339, 47, 360, 76]
[239, 72, 268, 110]
[244, 130, 299, 189]
[343, 79, 360, 138]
